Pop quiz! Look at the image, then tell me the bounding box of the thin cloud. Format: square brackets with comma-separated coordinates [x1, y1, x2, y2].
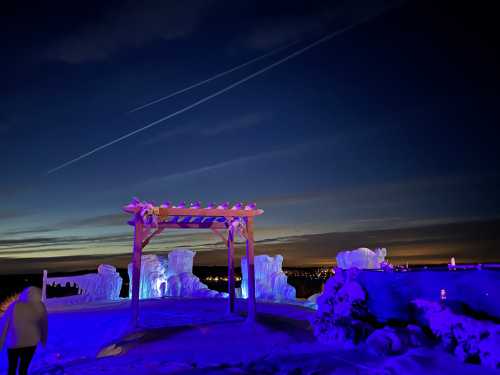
[142, 112, 270, 145]
[0, 234, 131, 249]
[64, 213, 128, 228]
[45, 1, 211, 63]
[144, 139, 327, 184]
[0, 213, 128, 236]
[200, 112, 269, 136]
[0, 210, 26, 220]
[1, 219, 498, 272]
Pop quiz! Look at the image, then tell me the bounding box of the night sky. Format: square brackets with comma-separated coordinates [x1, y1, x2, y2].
[1, 0, 499, 273]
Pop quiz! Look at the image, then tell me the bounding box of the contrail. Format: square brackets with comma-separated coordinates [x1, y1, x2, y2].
[128, 40, 301, 113]
[47, 5, 396, 175]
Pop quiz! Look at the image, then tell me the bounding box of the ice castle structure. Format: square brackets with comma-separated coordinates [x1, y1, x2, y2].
[45, 264, 122, 304]
[240, 254, 296, 301]
[336, 247, 387, 270]
[128, 249, 225, 299]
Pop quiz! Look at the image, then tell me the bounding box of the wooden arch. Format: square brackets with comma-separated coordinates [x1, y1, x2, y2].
[123, 199, 264, 327]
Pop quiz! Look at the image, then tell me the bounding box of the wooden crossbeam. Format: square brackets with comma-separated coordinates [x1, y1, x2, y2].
[157, 222, 227, 229]
[142, 227, 165, 248]
[124, 206, 264, 218]
[210, 228, 228, 243]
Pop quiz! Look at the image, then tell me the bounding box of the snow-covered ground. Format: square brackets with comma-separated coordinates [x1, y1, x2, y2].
[1, 298, 497, 374]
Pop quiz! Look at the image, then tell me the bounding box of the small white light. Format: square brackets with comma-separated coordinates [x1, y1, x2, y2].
[440, 289, 447, 301]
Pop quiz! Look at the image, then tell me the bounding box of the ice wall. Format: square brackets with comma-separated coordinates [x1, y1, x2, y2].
[46, 264, 122, 304]
[240, 254, 296, 301]
[336, 247, 387, 270]
[127, 254, 168, 299]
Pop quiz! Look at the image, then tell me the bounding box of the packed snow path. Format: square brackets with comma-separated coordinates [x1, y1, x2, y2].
[1, 298, 496, 375]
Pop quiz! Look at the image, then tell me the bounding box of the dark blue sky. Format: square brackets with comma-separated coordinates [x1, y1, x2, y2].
[1, 0, 499, 269]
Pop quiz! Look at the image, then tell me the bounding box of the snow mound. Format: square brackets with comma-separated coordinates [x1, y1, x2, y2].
[366, 325, 426, 356]
[240, 254, 296, 301]
[336, 247, 387, 270]
[312, 268, 373, 347]
[414, 299, 500, 369]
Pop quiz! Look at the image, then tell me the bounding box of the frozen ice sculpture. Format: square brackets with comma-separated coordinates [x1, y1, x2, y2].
[165, 248, 225, 298]
[128, 254, 168, 299]
[240, 254, 296, 301]
[46, 264, 122, 304]
[128, 249, 225, 299]
[336, 247, 387, 270]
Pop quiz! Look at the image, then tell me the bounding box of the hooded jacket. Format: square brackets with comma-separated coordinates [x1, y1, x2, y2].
[0, 287, 48, 350]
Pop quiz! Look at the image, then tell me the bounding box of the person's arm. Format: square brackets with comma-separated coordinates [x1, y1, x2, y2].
[39, 304, 48, 348]
[0, 304, 14, 350]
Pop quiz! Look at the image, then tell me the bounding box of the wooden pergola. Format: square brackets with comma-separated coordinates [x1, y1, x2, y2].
[123, 198, 264, 327]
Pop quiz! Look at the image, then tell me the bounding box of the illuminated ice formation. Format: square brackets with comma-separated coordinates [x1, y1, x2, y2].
[336, 247, 387, 270]
[46, 264, 122, 304]
[305, 292, 321, 309]
[167, 248, 195, 275]
[128, 249, 225, 299]
[240, 254, 296, 301]
[165, 249, 225, 298]
[128, 254, 168, 299]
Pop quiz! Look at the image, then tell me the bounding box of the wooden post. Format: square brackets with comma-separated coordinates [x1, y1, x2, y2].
[245, 217, 256, 322]
[41, 270, 48, 303]
[131, 219, 144, 328]
[227, 225, 235, 314]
